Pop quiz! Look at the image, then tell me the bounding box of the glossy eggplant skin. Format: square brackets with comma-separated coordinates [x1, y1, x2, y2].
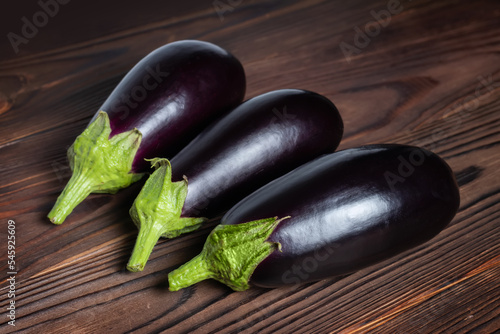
[170, 89, 344, 218]
[94, 40, 246, 172]
[221, 144, 460, 288]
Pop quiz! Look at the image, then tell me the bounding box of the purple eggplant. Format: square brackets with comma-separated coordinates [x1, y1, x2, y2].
[48, 40, 246, 225]
[167, 144, 460, 291]
[126, 89, 344, 271]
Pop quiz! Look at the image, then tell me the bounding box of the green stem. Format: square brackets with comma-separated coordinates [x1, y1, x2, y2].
[47, 111, 144, 225]
[48, 172, 92, 225]
[127, 220, 166, 272]
[168, 254, 213, 291]
[127, 158, 206, 271]
[167, 217, 288, 291]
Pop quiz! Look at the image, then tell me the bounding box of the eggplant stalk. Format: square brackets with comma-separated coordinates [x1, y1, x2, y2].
[126, 158, 206, 272]
[168, 216, 286, 291]
[48, 111, 144, 225]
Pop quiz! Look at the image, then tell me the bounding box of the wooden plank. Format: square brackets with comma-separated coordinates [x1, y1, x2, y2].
[0, 0, 499, 332]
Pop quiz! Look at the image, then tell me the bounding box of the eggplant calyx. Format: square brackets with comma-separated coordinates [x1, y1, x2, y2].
[168, 216, 288, 291]
[48, 111, 144, 225]
[126, 158, 206, 272]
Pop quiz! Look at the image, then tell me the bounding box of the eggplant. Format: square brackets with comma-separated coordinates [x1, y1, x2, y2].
[167, 144, 460, 291]
[126, 89, 344, 271]
[48, 40, 246, 225]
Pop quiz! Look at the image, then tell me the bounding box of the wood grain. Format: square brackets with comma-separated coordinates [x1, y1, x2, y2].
[1, 0, 499, 333]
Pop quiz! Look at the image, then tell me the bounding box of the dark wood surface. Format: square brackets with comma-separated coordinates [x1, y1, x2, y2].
[1, 0, 499, 333]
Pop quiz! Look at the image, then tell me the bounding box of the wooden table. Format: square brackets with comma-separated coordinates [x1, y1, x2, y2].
[1, 0, 499, 332]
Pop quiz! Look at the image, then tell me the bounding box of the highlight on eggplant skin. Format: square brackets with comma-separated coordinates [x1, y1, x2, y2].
[167, 144, 460, 291]
[47, 40, 246, 225]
